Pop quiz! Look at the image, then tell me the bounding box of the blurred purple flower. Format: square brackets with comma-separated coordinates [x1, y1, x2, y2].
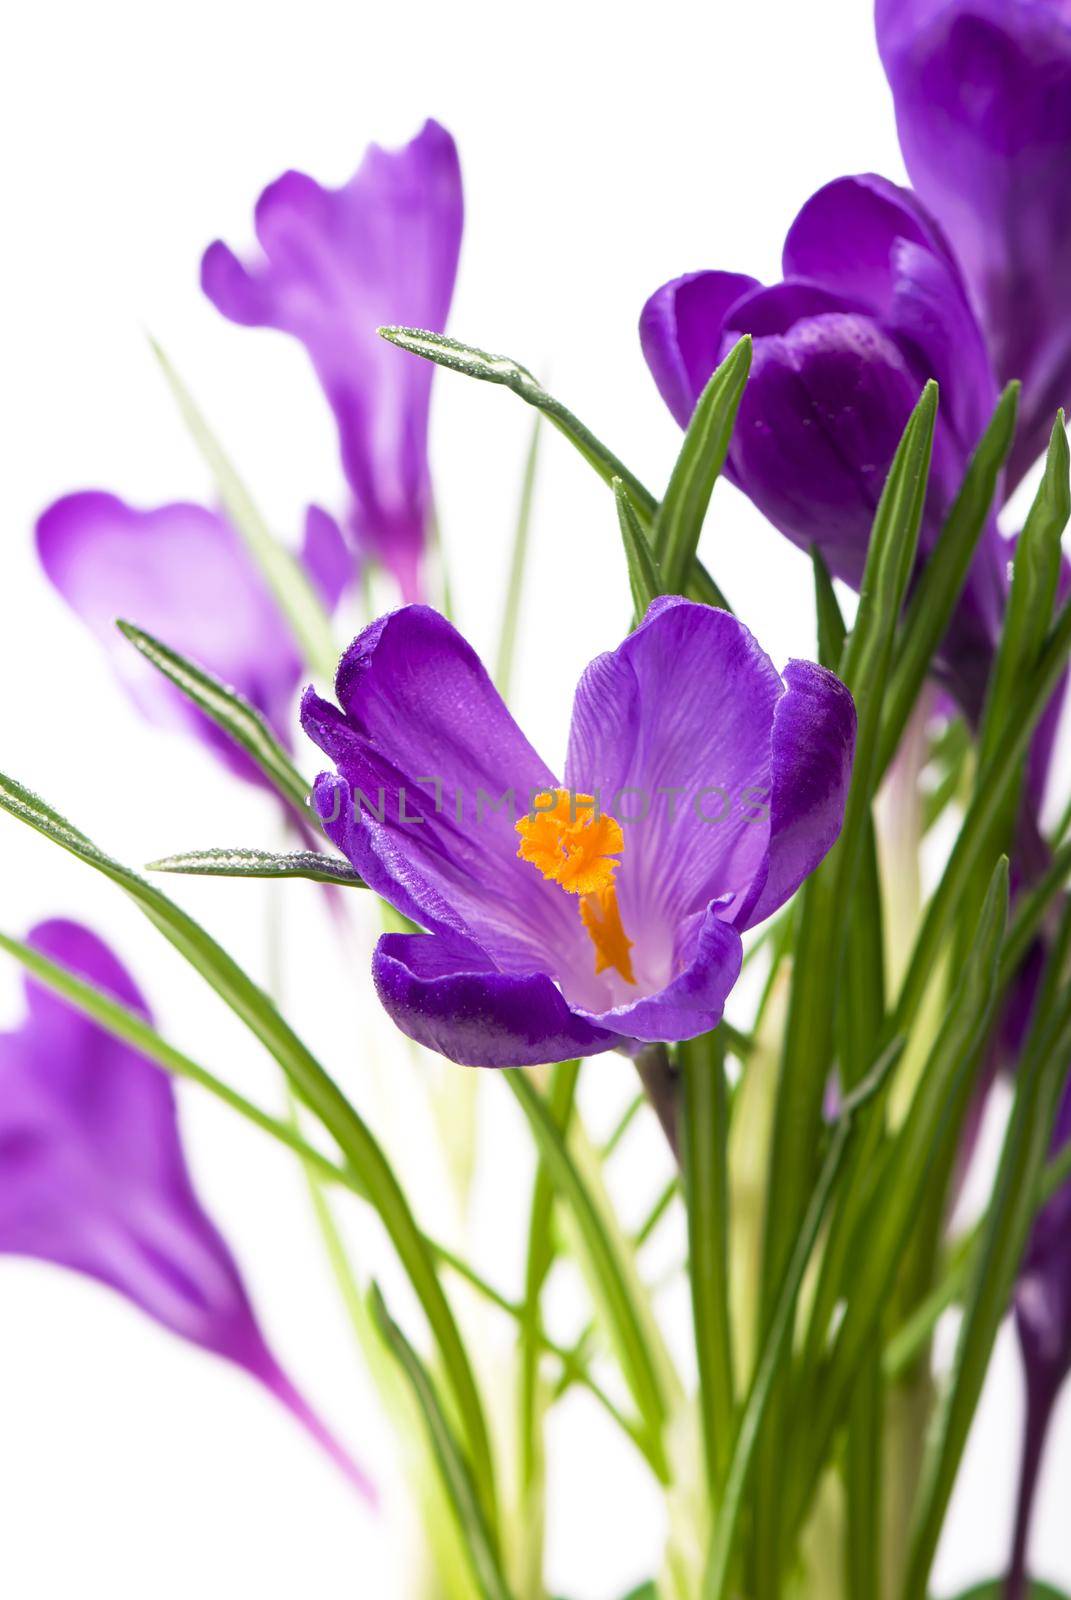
[0, 918, 373, 1499]
[202, 119, 463, 601]
[300, 599, 854, 1067]
[641, 173, 1006, 721]
[36, 491, 347, 785]
[877, 0, 1071, 486]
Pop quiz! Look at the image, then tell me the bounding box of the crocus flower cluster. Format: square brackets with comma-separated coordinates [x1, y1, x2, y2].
[36, 120, 463, 780]
[0, 919, 371, 1499]
[300, 598, 855, 1067]
[643, 1, 1071, 1580]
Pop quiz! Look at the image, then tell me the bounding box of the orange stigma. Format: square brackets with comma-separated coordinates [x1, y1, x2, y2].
[516, 790, 636, 983]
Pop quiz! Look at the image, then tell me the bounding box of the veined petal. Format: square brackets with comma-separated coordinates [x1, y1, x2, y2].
[36, 492, 306, 781]
[372, 930, 617, 1067]
[0, 920, 373, 1498]
[202, 120, 462, 594]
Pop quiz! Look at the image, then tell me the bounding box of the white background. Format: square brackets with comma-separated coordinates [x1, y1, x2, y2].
[1, 0, 1069, 1594]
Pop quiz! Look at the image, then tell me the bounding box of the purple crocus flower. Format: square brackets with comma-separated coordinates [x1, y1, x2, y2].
[0, 918, 373, 1499]
[299, 599, 855, 1067]
[36, 491, 348, 784]
[640, 173, 1006, 721]
[1010, 1080, 1071, 1598]
[201, 119, 463, 602]
[876, 0, 1071, 486]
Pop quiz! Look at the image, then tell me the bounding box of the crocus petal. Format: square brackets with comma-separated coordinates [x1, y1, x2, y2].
[202, 120, 463, 596]
[301, 605, 594, 981]
[0, 920, 373, 1499]
[576, 902, 744, 1043]
[372, 930, 617, 1067]
[639, 270, 760, 426]
[735, 659, 857, 928]
[301, 504, 353, 612]
[565, 597, 782, 938]
[877, 0, 1071, 482]
[36, 492, 305, 783]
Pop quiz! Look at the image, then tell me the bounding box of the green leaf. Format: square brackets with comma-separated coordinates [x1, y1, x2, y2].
[652, 335, 751, 598]
[370, 1286, 514, 1600]
[147, 846, 364, 885]
[0, 768, 498, 1533]
[680, 1030, 734, 1501]
[789, 860, 1008, 1543]
[903, 901, 1071, 1596]
[150, 339, 338, 680]
[379, 325, 659, 523]
[762, 383, 937, 1308]
[495, 413, 542, 701]
[876, 382, 1020, 778]
[615, 478, 664, 616]
[811, 547, 847, 672]
[701, 1039, 902, 1600]
[978, 410, 1069, 770]
[507, 1072, 670, 1479]
[117, 621, 312, 815]
[378, 324, 727, 607]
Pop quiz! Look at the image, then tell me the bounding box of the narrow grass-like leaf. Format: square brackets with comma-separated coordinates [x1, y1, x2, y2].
[812, 547, 847, 671]
[653, 336, 751, 597]
[507, 1072, 670, 1479]
[701, 1040, 901, 1600]
[790, 860, 1008, 1540]
[148, 846, 365, 885]
[903, 908, 1071, 1596]
[979, 411, 1069, 771]
[495, 413, 542, 700]
[681, 1031, 734, 1501]
[877, 382, 1020, 778]
[762, 383, 937, 1307]
[0, 770, 498, 1531]
[370, 1286, 514, 1600]
[615, 478, 664, 616]
[118, 621, 312, 815]
[379, 325, 727, 607]
[150, 339, 338, 680]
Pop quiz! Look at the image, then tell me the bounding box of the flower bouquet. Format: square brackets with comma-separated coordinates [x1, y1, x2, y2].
[5, 3, 1071, 1597]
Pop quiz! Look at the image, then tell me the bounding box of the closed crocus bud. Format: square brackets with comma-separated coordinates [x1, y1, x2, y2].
[202, 119, 463, 601]
[641, 173, 1006, 720]
[0, 919, 373, 1499]
[36, 493, 349, 785]
[877, 0, 1071, 486]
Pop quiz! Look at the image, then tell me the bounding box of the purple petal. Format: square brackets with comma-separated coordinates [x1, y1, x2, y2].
[639, 271, 759, 425]
[202, 120, 462, 595]
[877, 0, 1071, 482]
[36, 492, 303, 783]
[565, 598, 783, 941]
[301, 504, 353, 612]
[301, 606, 594, 982]
[372, 930, 617, 1066]
[575, 902, 743, 1044]
[0, 920, 373, 1499]
[735, 659, 856, 928]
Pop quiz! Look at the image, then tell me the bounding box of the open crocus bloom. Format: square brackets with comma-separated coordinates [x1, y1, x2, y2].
[202, 119, 463, 600]
[36, 492, 348, 785]
[0, 919, 373, 1500]
[301, 599, 855, 1067]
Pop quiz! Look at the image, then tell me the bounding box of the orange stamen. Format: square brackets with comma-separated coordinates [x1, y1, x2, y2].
[516, 789, 635, 982]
